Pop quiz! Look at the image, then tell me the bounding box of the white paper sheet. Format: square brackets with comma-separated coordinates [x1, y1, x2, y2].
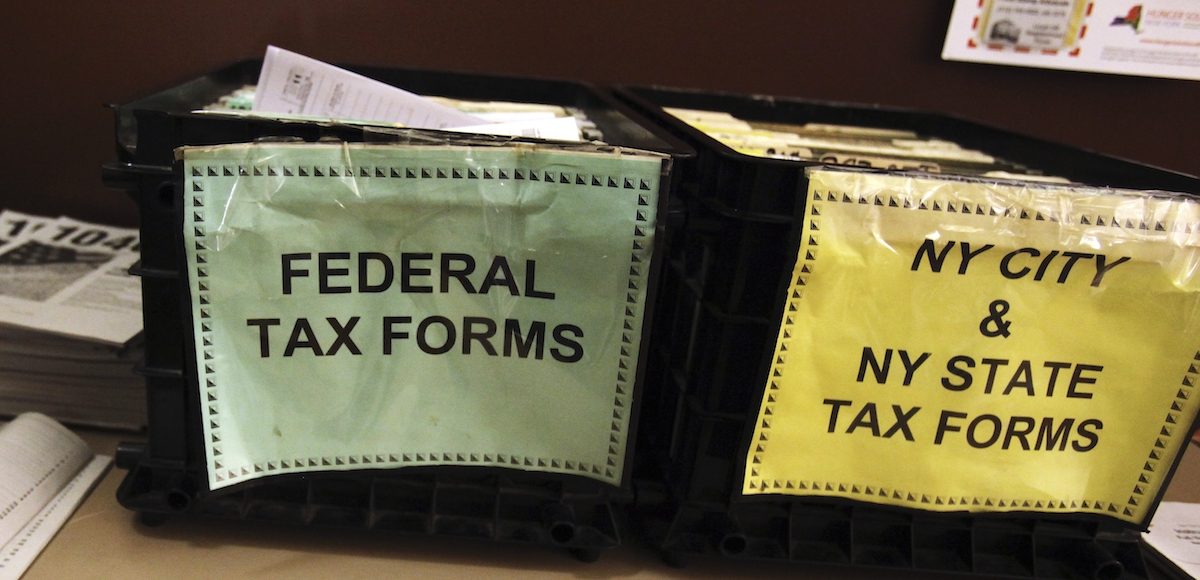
[1144, 501, 1200, 578]
[0, 212, 53, 245]
[0, 217, 141, 346]
[444, 116, 583, 141]
[470, 111, 559, 123]
[253, 46, 484, 129]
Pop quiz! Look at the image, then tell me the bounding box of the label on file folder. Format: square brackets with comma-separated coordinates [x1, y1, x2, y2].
[182, 142, 663, 490]
[744, 169, 1200, 525]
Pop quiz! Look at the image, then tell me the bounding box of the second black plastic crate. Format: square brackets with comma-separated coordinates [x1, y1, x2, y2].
[620, 85, 1200, 578]
[617, 86, 1200, 319]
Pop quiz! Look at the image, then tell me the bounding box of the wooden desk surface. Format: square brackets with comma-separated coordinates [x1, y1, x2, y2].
[23, 432, 1200, 579]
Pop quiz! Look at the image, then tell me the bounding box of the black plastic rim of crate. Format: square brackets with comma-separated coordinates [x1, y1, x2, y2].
[615, 84, 1199, 196]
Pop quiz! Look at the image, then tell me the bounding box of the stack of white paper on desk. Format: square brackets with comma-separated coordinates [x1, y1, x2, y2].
[0, 211, 144, 429]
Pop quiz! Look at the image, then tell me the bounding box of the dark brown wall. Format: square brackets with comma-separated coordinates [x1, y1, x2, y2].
[2, 0, 1196, 227]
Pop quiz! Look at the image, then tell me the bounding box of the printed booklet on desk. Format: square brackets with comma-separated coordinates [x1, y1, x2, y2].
[0, 413, 110, 580]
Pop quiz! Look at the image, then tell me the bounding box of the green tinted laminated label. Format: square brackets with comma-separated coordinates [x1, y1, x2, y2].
[182, 143, 663, 490]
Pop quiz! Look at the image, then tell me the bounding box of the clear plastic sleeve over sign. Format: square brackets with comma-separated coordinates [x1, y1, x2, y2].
[745, 168, 1200, 526]
[180, 142, 666, 491]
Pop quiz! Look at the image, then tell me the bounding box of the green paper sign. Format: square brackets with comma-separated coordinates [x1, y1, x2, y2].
[182, 142, 664, 490]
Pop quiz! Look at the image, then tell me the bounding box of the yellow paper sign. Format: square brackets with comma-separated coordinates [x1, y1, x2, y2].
[744, 169, 1200, 525]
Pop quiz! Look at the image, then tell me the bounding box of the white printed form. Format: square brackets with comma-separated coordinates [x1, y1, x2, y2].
[253, 46, 484, 129]
[1144, 501, 1200, 578]
[0, 217, 140, 346]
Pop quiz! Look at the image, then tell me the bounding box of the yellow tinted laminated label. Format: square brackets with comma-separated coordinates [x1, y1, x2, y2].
[743, 169, 1200, 524]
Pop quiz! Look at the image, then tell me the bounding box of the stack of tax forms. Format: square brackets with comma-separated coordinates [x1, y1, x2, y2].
[665, 107, 1068, 182]
[198, 46, 598, 142]
[0, 211, 143, 429]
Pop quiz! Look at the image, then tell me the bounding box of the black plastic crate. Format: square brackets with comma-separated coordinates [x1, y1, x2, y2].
[118, 466, 620, 558]
[618, 85, 1200, 578]
[132, 265, 183, 370]
[618, 86, 1198, 215]
[106, 61, 691, 272]
[644, 499, 1155, 579]
[105, 60, 691, 559]
[617, 86, 1200, 319]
